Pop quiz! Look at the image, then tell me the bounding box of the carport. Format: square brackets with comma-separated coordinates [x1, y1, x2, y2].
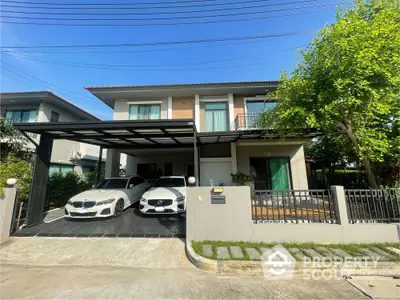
[14, 119, 199, 227]
[14, 119, 320, 237]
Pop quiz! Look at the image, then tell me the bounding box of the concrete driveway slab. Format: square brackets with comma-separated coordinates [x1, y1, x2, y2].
[0, 264, 369, 299]
[0, 237, 192, 269]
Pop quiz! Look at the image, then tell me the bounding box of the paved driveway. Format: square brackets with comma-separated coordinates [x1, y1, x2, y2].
[13, 204, 185, 238]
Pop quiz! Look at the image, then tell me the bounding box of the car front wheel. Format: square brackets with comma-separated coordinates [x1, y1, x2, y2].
[114, 199, 124, 217]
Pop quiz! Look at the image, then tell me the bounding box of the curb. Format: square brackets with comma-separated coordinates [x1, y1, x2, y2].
[185, 241, 400, 276]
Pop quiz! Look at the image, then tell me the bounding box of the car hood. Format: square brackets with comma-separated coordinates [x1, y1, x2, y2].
[142, 187, 186, 200]
[70, 189, 123, 202]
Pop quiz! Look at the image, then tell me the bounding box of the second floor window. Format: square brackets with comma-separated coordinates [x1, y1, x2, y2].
[50, 111, 60, 122]
[129, 104, 161, 120]
[5, 109, 37, 123]
[205, 102, 227, 132]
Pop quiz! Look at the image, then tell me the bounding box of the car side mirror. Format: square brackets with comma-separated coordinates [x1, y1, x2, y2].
[129, 184, 134, 188]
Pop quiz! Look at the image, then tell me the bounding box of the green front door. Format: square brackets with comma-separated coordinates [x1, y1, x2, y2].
[268, 157, 291, 190]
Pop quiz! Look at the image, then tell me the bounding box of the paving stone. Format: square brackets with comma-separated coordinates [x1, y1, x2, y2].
[330, 249, 354, 259]
[260, 247, 270, 255]
[289, 248, 309, 261]
[230, 246, 244, 259]
[315, 247, 336, 258]
[246, 248, 260, 260]
[216, 247, 230, 259]
[362, 249, 388, 261]
[370, 247, 396, 259]
[386, 247, 400, 256]
[202, 245, 213, 257]
[302, 249, 324, 259]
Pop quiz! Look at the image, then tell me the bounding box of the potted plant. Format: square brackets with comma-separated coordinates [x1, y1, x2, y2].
[230, 172, 254, 198]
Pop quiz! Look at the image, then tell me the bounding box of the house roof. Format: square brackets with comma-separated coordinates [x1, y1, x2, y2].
[85, 81, 279, 108]
[0, 90, 101, 121]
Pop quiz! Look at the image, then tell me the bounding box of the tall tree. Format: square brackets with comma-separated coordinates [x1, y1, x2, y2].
[0, 117, 32, 161]
[260, 0, 400, 188]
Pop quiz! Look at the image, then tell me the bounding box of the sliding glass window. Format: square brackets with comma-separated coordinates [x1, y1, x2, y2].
[129, 104, 161, 120]
[204, 102, 227, 132]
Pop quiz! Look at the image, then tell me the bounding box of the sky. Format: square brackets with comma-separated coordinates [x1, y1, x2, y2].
[0, 0, 349, 120]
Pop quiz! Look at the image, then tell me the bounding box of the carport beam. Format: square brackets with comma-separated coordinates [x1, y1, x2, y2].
[193, 130, 199, 186]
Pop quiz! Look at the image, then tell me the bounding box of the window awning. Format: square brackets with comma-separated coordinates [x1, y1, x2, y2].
[14, 119, 321, 149]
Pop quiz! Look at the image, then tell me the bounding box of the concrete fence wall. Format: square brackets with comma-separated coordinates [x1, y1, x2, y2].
[186, 186, 400, 243]
[0, 184, 18, 243]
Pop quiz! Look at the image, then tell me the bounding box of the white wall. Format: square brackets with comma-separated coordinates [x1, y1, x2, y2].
[236, 142, 309, 190]
[125, 151, 193, 177]
[200, 158, 233, 186]
[113, 98, 168, 120]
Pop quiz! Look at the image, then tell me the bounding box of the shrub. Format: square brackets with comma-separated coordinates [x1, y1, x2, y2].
[231, 172, 253, 185]
[46, 172, 91, 209]
[0, 155, 32, 201]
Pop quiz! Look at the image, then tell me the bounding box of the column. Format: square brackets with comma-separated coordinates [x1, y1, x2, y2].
[228, 93, 234, 130]
[125, 155, 137, 176]
[105, 149, 121, 178]
[195, 94, 200, 131]
[230, 142, 237, 174]
[26, 133, 53, 225]
[167, 96, 173, 119]
[331, 185, 349, 226]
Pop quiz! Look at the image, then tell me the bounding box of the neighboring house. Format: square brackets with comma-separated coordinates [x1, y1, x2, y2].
[86, 81, 311, 189]
[0, 91, 105, 176]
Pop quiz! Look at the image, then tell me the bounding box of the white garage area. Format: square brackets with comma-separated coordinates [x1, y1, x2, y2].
[200, 158, 233, 186]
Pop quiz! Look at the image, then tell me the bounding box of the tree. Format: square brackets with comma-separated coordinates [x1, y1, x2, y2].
[305, 135, 358, 171]
[0, 117, 32, 161]
[259, 0, 400, 188]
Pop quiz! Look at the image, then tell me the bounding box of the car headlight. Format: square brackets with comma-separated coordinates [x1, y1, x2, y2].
[96, 198, 115, 206]
[176, 196, 185, 202]
[67, 200, 73, 205]
[140, 197, 147, 203]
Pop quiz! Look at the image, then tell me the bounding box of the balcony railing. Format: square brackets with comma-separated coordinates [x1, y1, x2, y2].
[233, 113, 262, 130]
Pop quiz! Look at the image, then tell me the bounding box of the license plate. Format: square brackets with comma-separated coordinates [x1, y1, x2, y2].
[155, 207, 165, 212]
[77, 208, 87, 213]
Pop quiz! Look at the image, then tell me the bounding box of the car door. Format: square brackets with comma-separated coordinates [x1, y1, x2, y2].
[125, 177, 138, 204]
[129, 177, 146, 203]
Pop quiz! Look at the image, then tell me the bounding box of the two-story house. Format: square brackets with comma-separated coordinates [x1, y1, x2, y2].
[0, 91, 106, 175]
[86, 81, 311, 189]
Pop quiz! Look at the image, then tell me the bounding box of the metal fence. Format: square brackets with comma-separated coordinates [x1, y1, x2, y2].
[345, 189, 400, 223]
[234, 113, 261, 130]
[252, 189, 335, 223]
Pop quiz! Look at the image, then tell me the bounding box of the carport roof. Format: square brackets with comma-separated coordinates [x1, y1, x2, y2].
[14, 119, 321, 149]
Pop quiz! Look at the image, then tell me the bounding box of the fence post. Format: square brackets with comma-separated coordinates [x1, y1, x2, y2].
[331, 186, 349, 225]
[0, 178, 18, 242]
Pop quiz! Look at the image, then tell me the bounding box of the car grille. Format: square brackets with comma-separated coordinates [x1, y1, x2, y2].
[70, 212, 97, 217]
[72, 201, 96, 208]
[148, 199, 173, 206]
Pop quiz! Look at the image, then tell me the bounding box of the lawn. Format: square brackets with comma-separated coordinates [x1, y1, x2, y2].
[192, 240, 400, 261]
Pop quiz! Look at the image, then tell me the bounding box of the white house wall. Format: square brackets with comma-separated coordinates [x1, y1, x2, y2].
[125, 152, 193, 177]
[236, 143, 309, 190]
[113, 98, 168, 120]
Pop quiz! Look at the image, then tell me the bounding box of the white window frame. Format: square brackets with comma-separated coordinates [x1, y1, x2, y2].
[203, 100, 229, 133]
[128, 101, 163, 120]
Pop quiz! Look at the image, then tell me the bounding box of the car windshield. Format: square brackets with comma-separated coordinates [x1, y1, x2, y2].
[153, 178, 185, 188]
[95, 179, 128, 189]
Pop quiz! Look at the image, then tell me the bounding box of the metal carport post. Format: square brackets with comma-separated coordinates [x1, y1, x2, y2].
[26, 133, 54, 226]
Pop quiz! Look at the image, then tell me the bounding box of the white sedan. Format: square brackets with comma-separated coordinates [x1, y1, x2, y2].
[65, 176, 150, 218]
[139, 176, 187, 214]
